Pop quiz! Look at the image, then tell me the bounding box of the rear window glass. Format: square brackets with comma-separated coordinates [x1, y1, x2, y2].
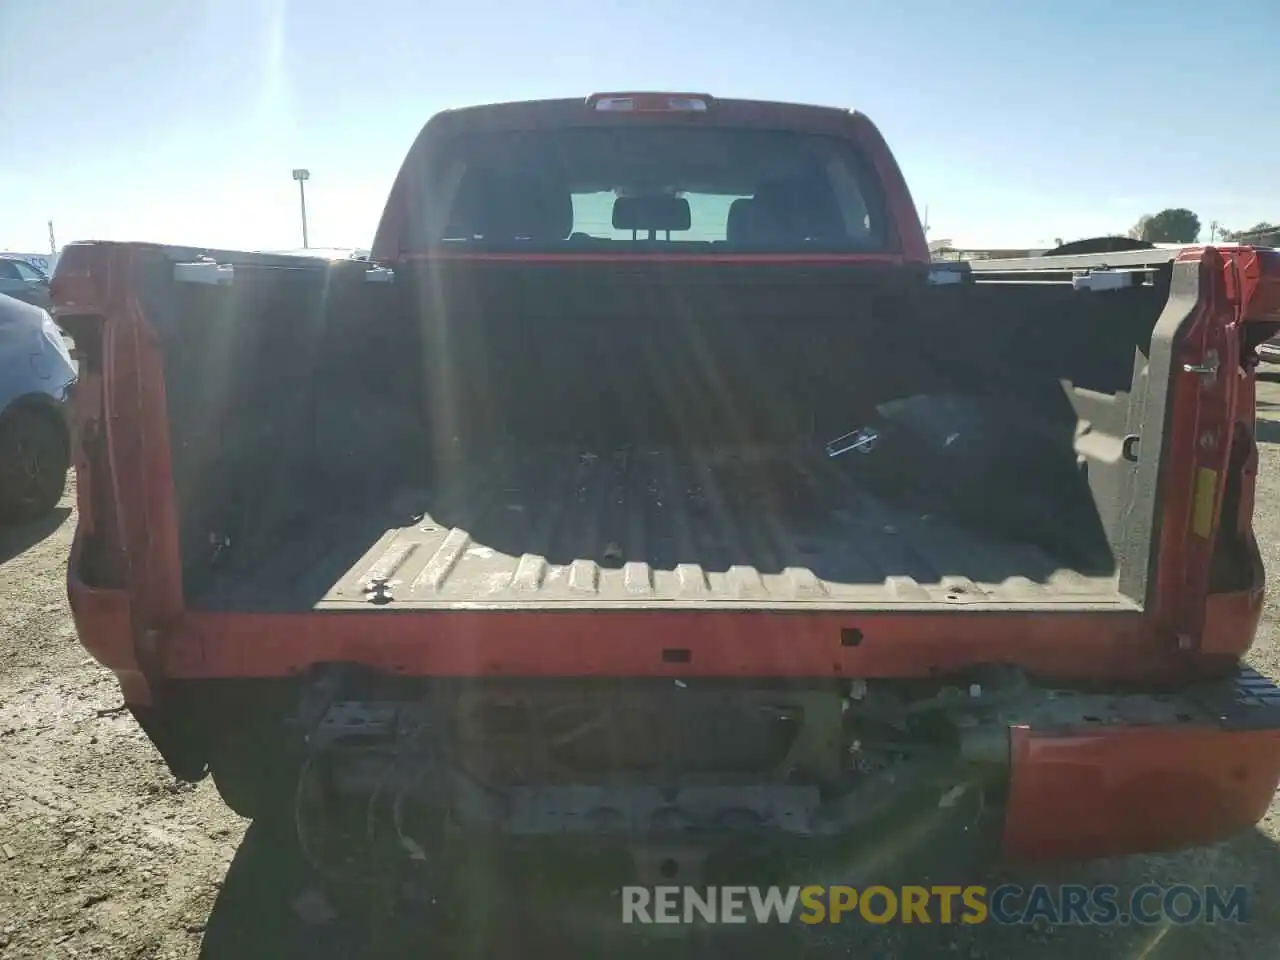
[424, 126, 889, 253]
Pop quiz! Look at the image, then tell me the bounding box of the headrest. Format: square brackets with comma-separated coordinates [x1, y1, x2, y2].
[612, 195, 691, 233]
[752, 177, 843, 240]
[726, 198, 756, 244]
[445, 171, 573, 242]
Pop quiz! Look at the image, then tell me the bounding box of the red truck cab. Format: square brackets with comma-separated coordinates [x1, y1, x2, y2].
[54, 95, 1280, 898]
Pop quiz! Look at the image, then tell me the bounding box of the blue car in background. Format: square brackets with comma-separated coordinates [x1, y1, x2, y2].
[0, 292, 76, 521]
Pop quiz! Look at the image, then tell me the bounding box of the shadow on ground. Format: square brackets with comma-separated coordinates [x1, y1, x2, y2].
[0, 506, 71, 565]
[199, 822, 1280, 960]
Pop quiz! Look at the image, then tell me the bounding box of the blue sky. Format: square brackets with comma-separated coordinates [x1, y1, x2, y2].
[2, 0, 1277, 252]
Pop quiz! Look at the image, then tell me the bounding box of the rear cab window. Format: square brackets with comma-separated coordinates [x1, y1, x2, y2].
[418, 125, 889, 254]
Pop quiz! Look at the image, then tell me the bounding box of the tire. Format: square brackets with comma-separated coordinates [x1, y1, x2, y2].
[210, 746, 296, 823]
[0, 406, 69, 522]
[209, 719, 300, 825]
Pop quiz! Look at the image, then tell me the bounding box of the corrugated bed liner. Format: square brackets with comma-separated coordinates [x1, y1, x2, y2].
[193, 445, 1130, 611]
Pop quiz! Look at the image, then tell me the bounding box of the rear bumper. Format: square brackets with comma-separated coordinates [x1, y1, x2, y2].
[1002, 667, 1280, 861]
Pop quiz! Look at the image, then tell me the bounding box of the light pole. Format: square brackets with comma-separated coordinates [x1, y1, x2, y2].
[292, 168, 311, 248]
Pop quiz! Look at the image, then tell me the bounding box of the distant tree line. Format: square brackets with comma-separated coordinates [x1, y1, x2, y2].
[1220, 221, 1280, 245]
[929, 209, 1277, 262]
[1122, 209, 1279, 246]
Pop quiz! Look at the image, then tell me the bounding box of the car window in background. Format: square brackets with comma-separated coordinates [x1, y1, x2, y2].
[429, 126, 888, 253]
[0, 260, 21, 280]
[11, 260, 46, 281]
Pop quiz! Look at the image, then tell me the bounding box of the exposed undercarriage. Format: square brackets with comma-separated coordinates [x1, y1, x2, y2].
[207, 662, 1211, 898]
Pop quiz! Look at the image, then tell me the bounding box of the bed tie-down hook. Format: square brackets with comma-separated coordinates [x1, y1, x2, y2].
[365, 577, 394, 605]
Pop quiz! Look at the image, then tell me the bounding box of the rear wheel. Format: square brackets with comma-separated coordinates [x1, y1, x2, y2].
[0, 406, 69, 522]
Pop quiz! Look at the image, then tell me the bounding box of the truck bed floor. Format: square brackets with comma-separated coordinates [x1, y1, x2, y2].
[191, 446, 1131, 611]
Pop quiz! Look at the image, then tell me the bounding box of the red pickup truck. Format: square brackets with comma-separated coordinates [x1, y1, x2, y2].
[53, 94, 1280, 898]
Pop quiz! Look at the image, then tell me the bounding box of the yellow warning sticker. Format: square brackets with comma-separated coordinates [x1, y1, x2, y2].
[1192, 467, 1218, 539]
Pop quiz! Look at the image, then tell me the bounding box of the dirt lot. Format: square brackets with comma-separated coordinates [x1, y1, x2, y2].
[4, 385, 1280, 958]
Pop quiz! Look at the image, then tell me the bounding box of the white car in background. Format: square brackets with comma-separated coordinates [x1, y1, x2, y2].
[0, 293, 76, 521]
[0, 256, 52, 310]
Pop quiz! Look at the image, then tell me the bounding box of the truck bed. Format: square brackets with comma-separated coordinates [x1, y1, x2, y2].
[192, 444, 1129, 611]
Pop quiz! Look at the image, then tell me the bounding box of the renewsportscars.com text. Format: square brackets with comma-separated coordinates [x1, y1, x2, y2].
[621, 884, 1249, 926]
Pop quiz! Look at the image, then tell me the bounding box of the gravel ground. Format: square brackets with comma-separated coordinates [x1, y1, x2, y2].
[3, 382, 1280, 958]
